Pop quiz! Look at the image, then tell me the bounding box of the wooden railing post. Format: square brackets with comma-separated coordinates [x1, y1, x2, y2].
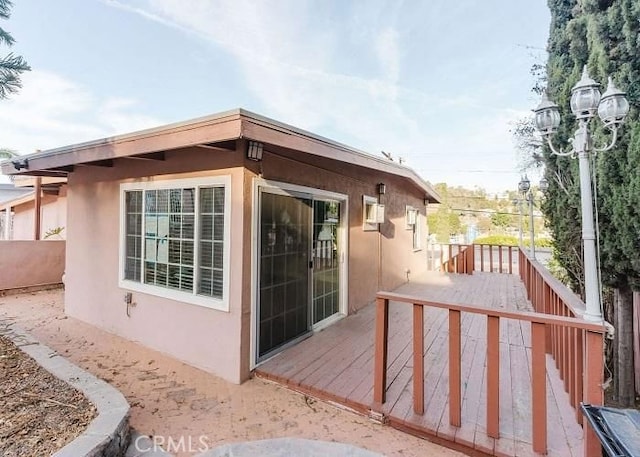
[532, 322, 547, 454]
[413, 304, 424, 414]
[583, 330, 604, 457]
[487, 315, 500, 438]
[373, 297, 390, 407]
[449, 309, 461, 426]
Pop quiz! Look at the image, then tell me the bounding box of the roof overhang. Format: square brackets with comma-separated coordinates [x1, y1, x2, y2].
[1, 108, 441, 203]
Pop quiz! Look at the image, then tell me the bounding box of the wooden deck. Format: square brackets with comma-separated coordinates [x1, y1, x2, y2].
[255, 272, 583, 457]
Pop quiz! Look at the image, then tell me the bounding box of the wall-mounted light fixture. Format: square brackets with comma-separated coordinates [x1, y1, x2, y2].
[11, 158, 28, 170]
[377, 182, 386, 195]
[423, 197, 429, 206]
[247, 141, 264, 161]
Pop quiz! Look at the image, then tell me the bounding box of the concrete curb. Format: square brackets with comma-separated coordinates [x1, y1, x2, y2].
[0, 321, 131, 457]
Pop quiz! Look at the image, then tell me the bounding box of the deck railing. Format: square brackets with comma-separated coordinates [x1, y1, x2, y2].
[373, 285, 606, 456]
[474, 244, 516, 274]
[439, 244, 474, 274]
[431, 243, 518, 274]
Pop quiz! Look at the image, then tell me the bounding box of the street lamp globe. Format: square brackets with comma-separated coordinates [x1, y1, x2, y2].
[598, 77, 630, 129]
[570, 66, 601, 120]
[539, 177, 549, 192]
[534, 93, 561, 136]
[518, 176, 531, 194]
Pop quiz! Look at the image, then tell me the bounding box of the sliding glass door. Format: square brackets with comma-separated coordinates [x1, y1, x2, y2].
[257, 188, 344, 361]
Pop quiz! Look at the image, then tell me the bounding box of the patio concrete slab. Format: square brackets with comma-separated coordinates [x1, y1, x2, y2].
[0, 289, 464, 457]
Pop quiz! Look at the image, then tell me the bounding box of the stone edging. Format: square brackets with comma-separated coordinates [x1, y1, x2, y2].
[1, 322, 130, 457]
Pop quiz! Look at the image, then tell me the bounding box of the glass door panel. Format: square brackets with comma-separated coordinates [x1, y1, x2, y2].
[312, 200, 341, 325]
[258, 192, 312, 358]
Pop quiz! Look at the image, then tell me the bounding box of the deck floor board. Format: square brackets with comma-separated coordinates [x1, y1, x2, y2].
[255, 272, 583, 456]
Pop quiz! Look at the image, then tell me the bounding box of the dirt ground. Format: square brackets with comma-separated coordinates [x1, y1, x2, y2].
[0, 335, 96, 457]
[0, 289, 464, 457]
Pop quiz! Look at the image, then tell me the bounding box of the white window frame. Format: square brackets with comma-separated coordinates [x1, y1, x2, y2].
[118, 175, 232, 311]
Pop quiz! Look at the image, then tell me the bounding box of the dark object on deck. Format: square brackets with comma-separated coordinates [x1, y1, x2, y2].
[581, 403, 640, 457]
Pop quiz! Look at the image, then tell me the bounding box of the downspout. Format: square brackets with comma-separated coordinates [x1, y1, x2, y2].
[34, 177, 42, 240]
[3, 207, 10, 240]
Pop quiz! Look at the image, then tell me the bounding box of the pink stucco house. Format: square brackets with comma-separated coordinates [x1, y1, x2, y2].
[2, 109, 440, 383]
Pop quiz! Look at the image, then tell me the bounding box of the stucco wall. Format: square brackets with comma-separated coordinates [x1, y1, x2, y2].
[63, 143, 429, 383]
[65, 147, 248, 384]
[11, 188, 67, 240]
[0, 240, 65, 290]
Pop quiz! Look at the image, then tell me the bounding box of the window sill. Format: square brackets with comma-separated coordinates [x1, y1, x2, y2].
[118, 279, 229, 312]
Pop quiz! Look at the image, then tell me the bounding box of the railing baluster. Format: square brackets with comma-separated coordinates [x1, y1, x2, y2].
[508, 246, 513, 274]
[584, 330, 604, 457]
[449, 309, 461, 426]
[498, 246, 503, 273]
[574, 328, 584, 425]
[489, 246, 494, 273]
[568, 326, 576, 407]
[480, 244, 484, 272]
[373, 297, 389, 406]
[532, 322, 547, 454]
[413, 304, 424, 415]
[487, 315, 500, 438]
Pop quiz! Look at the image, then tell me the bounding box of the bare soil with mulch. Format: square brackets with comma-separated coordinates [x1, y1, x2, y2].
[0, 335, 96, 457]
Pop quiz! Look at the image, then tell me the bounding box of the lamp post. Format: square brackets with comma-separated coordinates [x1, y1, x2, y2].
[512, 197, 523, 247]
[533, 65, 629, 322]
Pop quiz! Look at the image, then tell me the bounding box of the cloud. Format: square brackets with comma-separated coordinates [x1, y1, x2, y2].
[103, 0, 536, 192]
[0, 70, 164, 156]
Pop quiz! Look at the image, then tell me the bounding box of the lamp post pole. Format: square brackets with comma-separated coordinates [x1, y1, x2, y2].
[513, 198, 523, 248]
[533, 66, 629, 322]
[527, 192, 535, 259]
[574, 120, 602, 322]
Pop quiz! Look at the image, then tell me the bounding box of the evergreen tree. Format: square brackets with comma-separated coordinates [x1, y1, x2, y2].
[0, 0, 30, 99]
[544, 0, 640, 405]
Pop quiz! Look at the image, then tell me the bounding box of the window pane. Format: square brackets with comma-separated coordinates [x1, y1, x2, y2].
[182, 240, 194, 265]
[198, 186, 225, 299]
[200, 241, 212, 268]
[213, 216, 224, 241]
[145, 190, 157, 213]
[212, 269, 223, 298]
[124, 190, 143, 282]
[182, 188, 195, 213]
[213, 188, 225, 214]
[212, 242, 223, 269]
[157, 189, 169, 213]
[170, 189, 182, 213]
[200, 214, 213, 239]
[200, 187, 213, 213]
[182, 215, 195, 239]
[181, 267, 193, 291]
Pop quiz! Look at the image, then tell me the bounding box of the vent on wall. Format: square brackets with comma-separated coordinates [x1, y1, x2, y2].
[363, 195, 384, 230]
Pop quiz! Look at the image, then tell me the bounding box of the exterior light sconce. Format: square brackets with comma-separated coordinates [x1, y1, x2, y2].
[247, 141, 264, 161]
[423, 197, 429, 206]
[11, 158, 28, 170]
[377, 183, 386, 195]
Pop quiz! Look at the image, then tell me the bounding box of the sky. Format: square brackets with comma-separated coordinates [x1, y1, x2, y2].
[0, 0, 550, 192]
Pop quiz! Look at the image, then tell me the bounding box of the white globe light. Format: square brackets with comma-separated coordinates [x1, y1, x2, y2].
[598, 77, 629, 129]
[570, 66, 601, 120]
